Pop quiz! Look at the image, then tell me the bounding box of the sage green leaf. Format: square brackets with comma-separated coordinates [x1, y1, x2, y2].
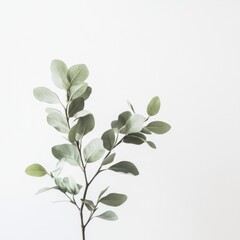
[33, 87, 60, 104]
[52, 144, 80, 166]
[63, 177, 82, 195]
[71, 83, 88, 100]
[101, 129, 115, 150]
[125, 114, 145, 134]
[81, 86, 92, 100]
[109, 161, 139, 176]
[82, 199, 95, 211]
[68, 97, 85, 117]
[54, 178, 66, 192]
[118, 111, 131, 130]
[123, 133, 146, 145]
[111, 120, 118, 129]
[99, 193, 127, 207]
[141, 127, 152, 135]
[102, 153, 116, 166]
[146, 121, 171, 134]
[147, 96, 160, 116]
[146, 141, 157, 149]
[68, 64, 89, 87]
[36, 186, 59, 195]
[51, 159, 65, 177]
[68, 114, 95, 141]
[98, 186, 109, 200]
[51, 59, 69, 89]
[25, 164, 47, 177]
[83, 139, 106, 163]
[47, 112, 69, 133]
[96, 211, 118, 221]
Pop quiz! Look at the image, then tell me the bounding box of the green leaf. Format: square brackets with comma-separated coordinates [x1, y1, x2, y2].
[99, 193, 127, 207]
[54, 177, 82, 194]
[68, 97, 85, 117]
[98, 186, 109, 199]
[47, 112, 69, 133]
[102, 153, 116, 166]
[101, 129, 115, 151]
[111, 120, 118, 129]
[146, 121, 171, 134]
[82, 199, 95, 211]
[118, 111, 131, 130]
[25, 164, 47, 177]
[71, 83, 88, 100]
[146, 141, 157, 149]
[127, 100, 135, 113]
[96, 211, 118, 221]
[141, 127, 152, 135]
[36, 186, 59, 195]
[68, 64, 89, 87]
[81, 86, 92, 100]
[125, 114, 145, 134]
[109, 161, 139, 176]
[52, 144, 80, 166]
[33, 87, 60, 104]
[63, 177, 82, 195]
[68, 114, 95, 141]
[147, 96, 160, 116]
[51, 59, 69, 89]
[83, 139, 106, 163]
[123, 132, 146, 145]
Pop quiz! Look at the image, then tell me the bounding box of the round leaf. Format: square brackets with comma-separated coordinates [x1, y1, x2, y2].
[123, 133, 146, 145]
[109, 161, 139, 176]
[101, 129, 115, 150]
[83, 139, 106, 163]
[102, 153, 116, 166]
[47, 112, 69, 133]
[125, 114, 145, 134]
[25, 164, 47, 177]
[68, 64, 89, 87]
[51, 59, 69, 89]
[147, 96, 160, 116]
[33, 87, 60, 104]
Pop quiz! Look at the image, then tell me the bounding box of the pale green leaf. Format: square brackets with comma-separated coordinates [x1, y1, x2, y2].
[125, 114, 145, 134]
[71, 83, 88, 100]
[83, 139, 106, 163]
[45, 107, 61, 114]
[82, 199, 95, 211]
[102, 153, 116, 166]
[63, 177, 82, 195]
[96, 211, 118, 221]
[109, 161, 139, 176]
[33, 87, 60, 104]
[47, 112, 69, 133]
[68, 64, 89, 87]
[68, 97, 85, 117]
[101, 129, 115, 150]
[147, 96, 160, 116]
[25, 164, 47, 177]
[51, 59, 69, 89]
[52, 144, 80, 166]
[146, 121, 171, 134]
[141, 127, 152, 134]
[99, 193, 127, 207]
[111, 120, 118, 129]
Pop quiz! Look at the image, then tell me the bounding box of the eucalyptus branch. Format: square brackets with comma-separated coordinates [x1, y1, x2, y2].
[25, 59, 171, 240]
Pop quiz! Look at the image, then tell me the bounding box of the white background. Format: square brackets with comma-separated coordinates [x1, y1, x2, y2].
[0, 1, 240, 240]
